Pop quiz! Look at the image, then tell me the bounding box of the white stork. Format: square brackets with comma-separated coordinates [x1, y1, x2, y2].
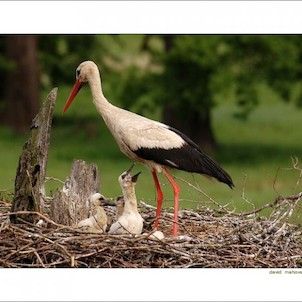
[63, 60, 234, 237]
[108, 164, 144, 235]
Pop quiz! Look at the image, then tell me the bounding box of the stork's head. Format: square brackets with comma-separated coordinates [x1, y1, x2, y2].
[118, 163, 141, 188]
[62, 61, 99, 113]
[89, 192, 107, 207]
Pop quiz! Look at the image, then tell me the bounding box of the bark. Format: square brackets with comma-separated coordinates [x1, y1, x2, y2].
[2, 35, 40, 132]
[10, 88, 57, 223]
[50, 160, 100, 226]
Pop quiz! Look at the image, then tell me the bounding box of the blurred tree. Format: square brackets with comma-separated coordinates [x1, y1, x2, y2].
[154, 35, 302, 151]
[118, 35, 302, 152]
[159, 35, 222, 151]
[226, 35, 302, 116]
[38, 35, 99, 87]
[1, 34, 302, 144]
[0, 34, 100, 132]
[1, 35, 40, 132]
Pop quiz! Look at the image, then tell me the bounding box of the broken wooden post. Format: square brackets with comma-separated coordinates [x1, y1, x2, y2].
[10, 88, 57, 223]
[50, 159, 100, 226]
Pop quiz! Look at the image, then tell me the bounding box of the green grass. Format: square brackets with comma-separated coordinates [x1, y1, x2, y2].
[1, 85, 302, 223]
[213, 102, 302, 210]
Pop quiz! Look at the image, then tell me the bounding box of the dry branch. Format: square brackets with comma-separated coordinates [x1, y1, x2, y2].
[10, 88, 57, 224]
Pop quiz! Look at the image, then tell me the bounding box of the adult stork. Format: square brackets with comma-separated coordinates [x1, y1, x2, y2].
[63, 60, 234, 237]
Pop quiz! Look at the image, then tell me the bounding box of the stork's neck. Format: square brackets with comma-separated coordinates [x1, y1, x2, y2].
[122, 186, 139, 214]
[95, 206, 104, 218]
[88, 73, 116, 121]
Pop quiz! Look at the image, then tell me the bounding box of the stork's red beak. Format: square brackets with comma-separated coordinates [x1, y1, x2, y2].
[62, 79, 83, 113]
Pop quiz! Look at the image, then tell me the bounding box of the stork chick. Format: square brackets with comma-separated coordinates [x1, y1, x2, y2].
[109, 164, 144, 235]
[77, 193, 108, 233]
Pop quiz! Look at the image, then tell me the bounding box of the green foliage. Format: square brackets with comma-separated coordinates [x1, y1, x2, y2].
[152, 36, 229, 118]
[38, 35, 100, 88]
[110, 66, 160, 119]
[225, 35, 302, 117]
[2, 34, 302, 124]
[120, 35, 302, 120]
[1, 35, 302, 114]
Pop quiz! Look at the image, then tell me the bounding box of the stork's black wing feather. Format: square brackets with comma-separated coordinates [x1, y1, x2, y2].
[133, 126, 234, 189]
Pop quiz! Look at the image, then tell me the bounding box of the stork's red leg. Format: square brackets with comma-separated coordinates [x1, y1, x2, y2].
[151, 170, 163, 229]
[162, 168, 180, 237]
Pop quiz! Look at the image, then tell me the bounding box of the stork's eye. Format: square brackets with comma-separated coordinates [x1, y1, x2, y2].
[121, 173, 127, 180]
[76, 68, 81, 78]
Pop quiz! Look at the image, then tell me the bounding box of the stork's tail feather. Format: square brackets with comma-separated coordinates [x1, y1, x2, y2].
[196, 154, 234, 189]
[210, 166, 234, 189]
[163, 127, 234, 188]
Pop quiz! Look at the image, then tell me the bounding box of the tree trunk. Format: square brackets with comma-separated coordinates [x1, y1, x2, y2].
[161, 35, 218, 152]
[50, 160, 100, 226]
[2, 35, 40, 132]
[10, 88, 57, 224]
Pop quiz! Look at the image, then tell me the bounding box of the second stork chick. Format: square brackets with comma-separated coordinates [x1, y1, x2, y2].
[109, 164, 143, 235]
[77, 193, 108, 233]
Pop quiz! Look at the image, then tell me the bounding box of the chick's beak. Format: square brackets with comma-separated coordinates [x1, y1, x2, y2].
[126, 163, 136, 174]
[131, 171, 142, 183]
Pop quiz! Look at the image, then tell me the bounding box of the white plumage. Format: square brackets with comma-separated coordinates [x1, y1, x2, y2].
[77, 193, 108, 233]
[63, 60, 234, 236]
[108, 165, 143, 235]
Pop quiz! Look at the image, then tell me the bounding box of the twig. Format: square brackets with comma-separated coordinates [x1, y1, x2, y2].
[1, 187, 302, 268]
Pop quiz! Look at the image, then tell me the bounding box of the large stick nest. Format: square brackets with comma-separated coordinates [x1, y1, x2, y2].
[1, 191, 302, 268]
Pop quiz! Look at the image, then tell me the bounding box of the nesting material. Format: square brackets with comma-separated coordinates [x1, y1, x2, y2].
[0, 192, 301, 268]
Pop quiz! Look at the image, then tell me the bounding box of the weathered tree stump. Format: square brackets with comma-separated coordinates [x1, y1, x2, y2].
[50, 160, 100, 226]
[10, 88, 57, 223]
